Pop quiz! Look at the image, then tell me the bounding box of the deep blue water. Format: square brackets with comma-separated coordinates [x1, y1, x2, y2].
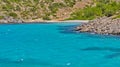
[0, 23, 120, 67]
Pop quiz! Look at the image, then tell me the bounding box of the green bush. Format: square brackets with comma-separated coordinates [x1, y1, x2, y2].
[64, 0, 76, 7]
[97, 0, 111, 4]
[9, 12, 17, 18]
[0, 16, 4, 19]
[68, 1, 120, 20]
[43, 16, 51, 20]
[115, 15, 120, 18]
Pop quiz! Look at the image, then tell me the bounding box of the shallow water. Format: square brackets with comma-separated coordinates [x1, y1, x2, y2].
[0, 23, 120, 67]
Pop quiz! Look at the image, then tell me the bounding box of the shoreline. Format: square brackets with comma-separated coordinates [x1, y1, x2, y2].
[45, 20, 89, 23]
[0, 20, 89, 24]
[24, 20, 89, 23]
[0, 16, 89, 24]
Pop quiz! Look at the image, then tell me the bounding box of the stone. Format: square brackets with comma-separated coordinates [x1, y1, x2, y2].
[0, 16, 24, 23]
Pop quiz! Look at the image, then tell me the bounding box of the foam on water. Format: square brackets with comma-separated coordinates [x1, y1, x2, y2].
[0, 22, 120, 67]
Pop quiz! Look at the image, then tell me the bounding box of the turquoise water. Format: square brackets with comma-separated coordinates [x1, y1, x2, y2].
[0, 23, 120, 67]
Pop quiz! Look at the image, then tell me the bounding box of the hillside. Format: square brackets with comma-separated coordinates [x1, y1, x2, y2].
[0, 0, 120, 22]
[0, 0, 92, 21]
[69, 0, 120, 20]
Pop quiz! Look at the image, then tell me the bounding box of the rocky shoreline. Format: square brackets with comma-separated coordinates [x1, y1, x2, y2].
[0, 16, 24, 24]
[76, 17, 120, 35]
[0, 16, 89, 24]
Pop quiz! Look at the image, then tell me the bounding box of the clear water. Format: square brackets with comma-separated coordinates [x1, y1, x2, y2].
[0, 23, 120, 67]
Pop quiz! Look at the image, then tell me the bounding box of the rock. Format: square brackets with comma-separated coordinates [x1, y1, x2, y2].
[76, 16, 120, 35]
[17, 20, 23, 23]
[0, 19, 8, 23]
[0, 16, 24, 23]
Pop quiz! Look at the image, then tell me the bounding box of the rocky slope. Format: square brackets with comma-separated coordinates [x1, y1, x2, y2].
[0, 0, 120, 23]
[0, 0, 93, 22]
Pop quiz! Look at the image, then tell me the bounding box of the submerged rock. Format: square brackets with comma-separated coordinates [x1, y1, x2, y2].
[76, 17, 120, 35]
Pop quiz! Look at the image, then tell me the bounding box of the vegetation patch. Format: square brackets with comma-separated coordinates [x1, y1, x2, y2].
[68, 1, 120, 20]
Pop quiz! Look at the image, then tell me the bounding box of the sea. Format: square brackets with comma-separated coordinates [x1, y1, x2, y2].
[0, 22, 120, 67]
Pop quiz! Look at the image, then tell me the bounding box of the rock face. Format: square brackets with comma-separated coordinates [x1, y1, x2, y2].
[76, 17, 120, 35]
[0, 16, 24, 24]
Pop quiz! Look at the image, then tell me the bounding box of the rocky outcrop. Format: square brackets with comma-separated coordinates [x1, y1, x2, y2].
[0, 16, 24, 24]
[76, 17, 120, 35]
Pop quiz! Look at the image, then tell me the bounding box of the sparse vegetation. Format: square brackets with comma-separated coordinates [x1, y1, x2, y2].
[64, 0, 76, 7]
[0, 0, 120, 21]
[68, 0, 120, 20]
[49, 3, 65, 13]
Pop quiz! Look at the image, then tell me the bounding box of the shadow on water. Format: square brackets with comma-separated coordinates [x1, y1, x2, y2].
[0, 58, 67, 67]
[57, 25, 80, 34]
[81, 47, 120, 59]
[57, 25, 120, 39]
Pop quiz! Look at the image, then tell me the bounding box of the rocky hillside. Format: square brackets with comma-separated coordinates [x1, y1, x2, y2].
[0, 0, 93, 21]
[0, 0, 120, 22]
